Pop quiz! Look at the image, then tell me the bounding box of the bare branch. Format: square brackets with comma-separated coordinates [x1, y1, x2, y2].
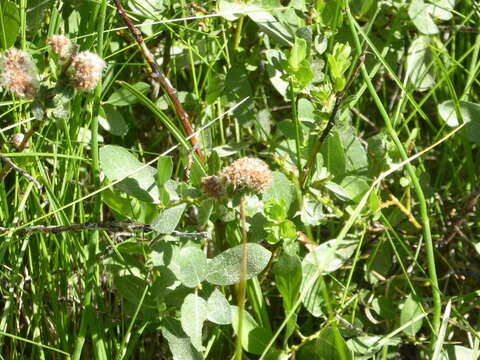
[0, 221, 210, 238]
[112, 0, 204, 162]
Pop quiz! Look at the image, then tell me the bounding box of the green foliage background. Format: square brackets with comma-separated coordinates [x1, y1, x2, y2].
[0, 0, 479, 359]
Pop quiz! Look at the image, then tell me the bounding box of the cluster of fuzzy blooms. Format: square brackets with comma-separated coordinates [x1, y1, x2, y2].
[0, 35, 105, 98]
[0, 48, 39, 98]
[202, 157, 273, 199]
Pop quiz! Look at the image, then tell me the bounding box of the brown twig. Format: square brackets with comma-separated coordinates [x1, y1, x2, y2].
[440, 187, 480, 247]
[0, 221, 210, 237]
[0, 154, 42, 190]
[112, 0, 204, 162]
[299, 51, 366, 188]
[0, 119, 42, 182]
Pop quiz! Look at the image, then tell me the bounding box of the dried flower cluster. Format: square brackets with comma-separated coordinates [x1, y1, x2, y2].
[47, 35, 71, 59]
[71, 51, 105, 92]
[202, 157, 272, 198]
[201, 175, 227, 199]
[0, 48, 39, 98]
[10, 133, 26, 149]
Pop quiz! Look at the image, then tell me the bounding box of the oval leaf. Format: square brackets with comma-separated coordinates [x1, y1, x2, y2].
[151, 203, 187, 234]
[98, 104, 128, 136]
[173, 247, 207, 288]
[297, 326, 353, 360]
[438, 100, 480, 144]
[302, 238, 357, 275]
[156, 155, 173, 186]
[161, 317, 204, 360]
[263, 171, 296, 212]
[180, 294, 207, 351]
[206, 243, 271, 286]
[400, 295, 424, 337]
[99, 145, 159, 203]
[406, 36, 435, 91]
[231, 306, 272, 355]
[207, 288, 232, 325]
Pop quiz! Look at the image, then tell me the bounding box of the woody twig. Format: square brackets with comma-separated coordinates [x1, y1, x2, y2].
[112, 0, 204, 162]
[0, 154, 41, 190]
[0, 221, 210, 238]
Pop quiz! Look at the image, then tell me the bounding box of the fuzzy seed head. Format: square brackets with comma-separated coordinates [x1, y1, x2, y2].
[71, 51, 105, 92]
[10, 133, 26, 149]
[0, 48, 39, 98]
[219, 157, 272, 194]
[201, 175, 226, 199]
[47, 35, 71, 59]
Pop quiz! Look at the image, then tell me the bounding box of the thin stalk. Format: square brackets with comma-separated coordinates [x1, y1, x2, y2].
[73, 1, 108, 358]
[346, 8, 441, 345]
[112, 0, 204, 162]
[289, 79, 303, 179]
[299, 52, 364, 188]
[235, 196, 248, 360]
[233, 16, 244, 51]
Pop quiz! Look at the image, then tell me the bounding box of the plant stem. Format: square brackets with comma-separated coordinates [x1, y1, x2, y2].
[112, 0, 204, 162]
[346, 7, 441, 344]
[236, 196, 248, 360]
[289, 78, 303, 180]
[233, 16, 244, 51]
[299, 52, 364, 188]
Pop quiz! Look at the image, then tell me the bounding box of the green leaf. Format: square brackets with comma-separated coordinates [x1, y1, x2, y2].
[206, 243, 272, 285]
[300, 262, 323, 317]
[289, 37, 308, 71]
[218, 0, 292, 46]
[128, 0, 165, 18]
[340, 176, 369, 203]
[263, 171, 296, 212]
[106, 82, 151, 106]
[151, 203, 187, 234]
[408, 0, 454, 35]
[225, 66, 255, 127]
[98, 105, 128, 136]
[438, 100, 480, 144]
[302, 238, 357, 275]
[301, 195, 323, 226]
[293, 59, 314, 88]
[400, 295, 424, 337]
[274, 254, 302, 312]
[156, 156, 173, 186]
[197, 199, 213, 227]
[365, 240, 393, 285]
[406, 36, 435, 92]
[321, 131, 346, 179]
[347, 335, 400, 357]
[247, 10, 293, 47]
[439, 345, 480, 360]
[102, 187, 157, 224]
[265, 199, 287, 221]
[297, 326, 353, 360]
[99, 145, 159, 203]
[341, 128, 368, 176]
[231, 306, 273, 355]
[206, 288, 232, 325]
[265, 49, 289, 99]
[180, 294, 207, 351]
[172, 247, 207, 288]
[161, 317, 204, 360]
[113, 272, 156, 307]
[0, 1, 20, 50]
[408, 0, 438, 34]
[327, 43, 351, 91]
